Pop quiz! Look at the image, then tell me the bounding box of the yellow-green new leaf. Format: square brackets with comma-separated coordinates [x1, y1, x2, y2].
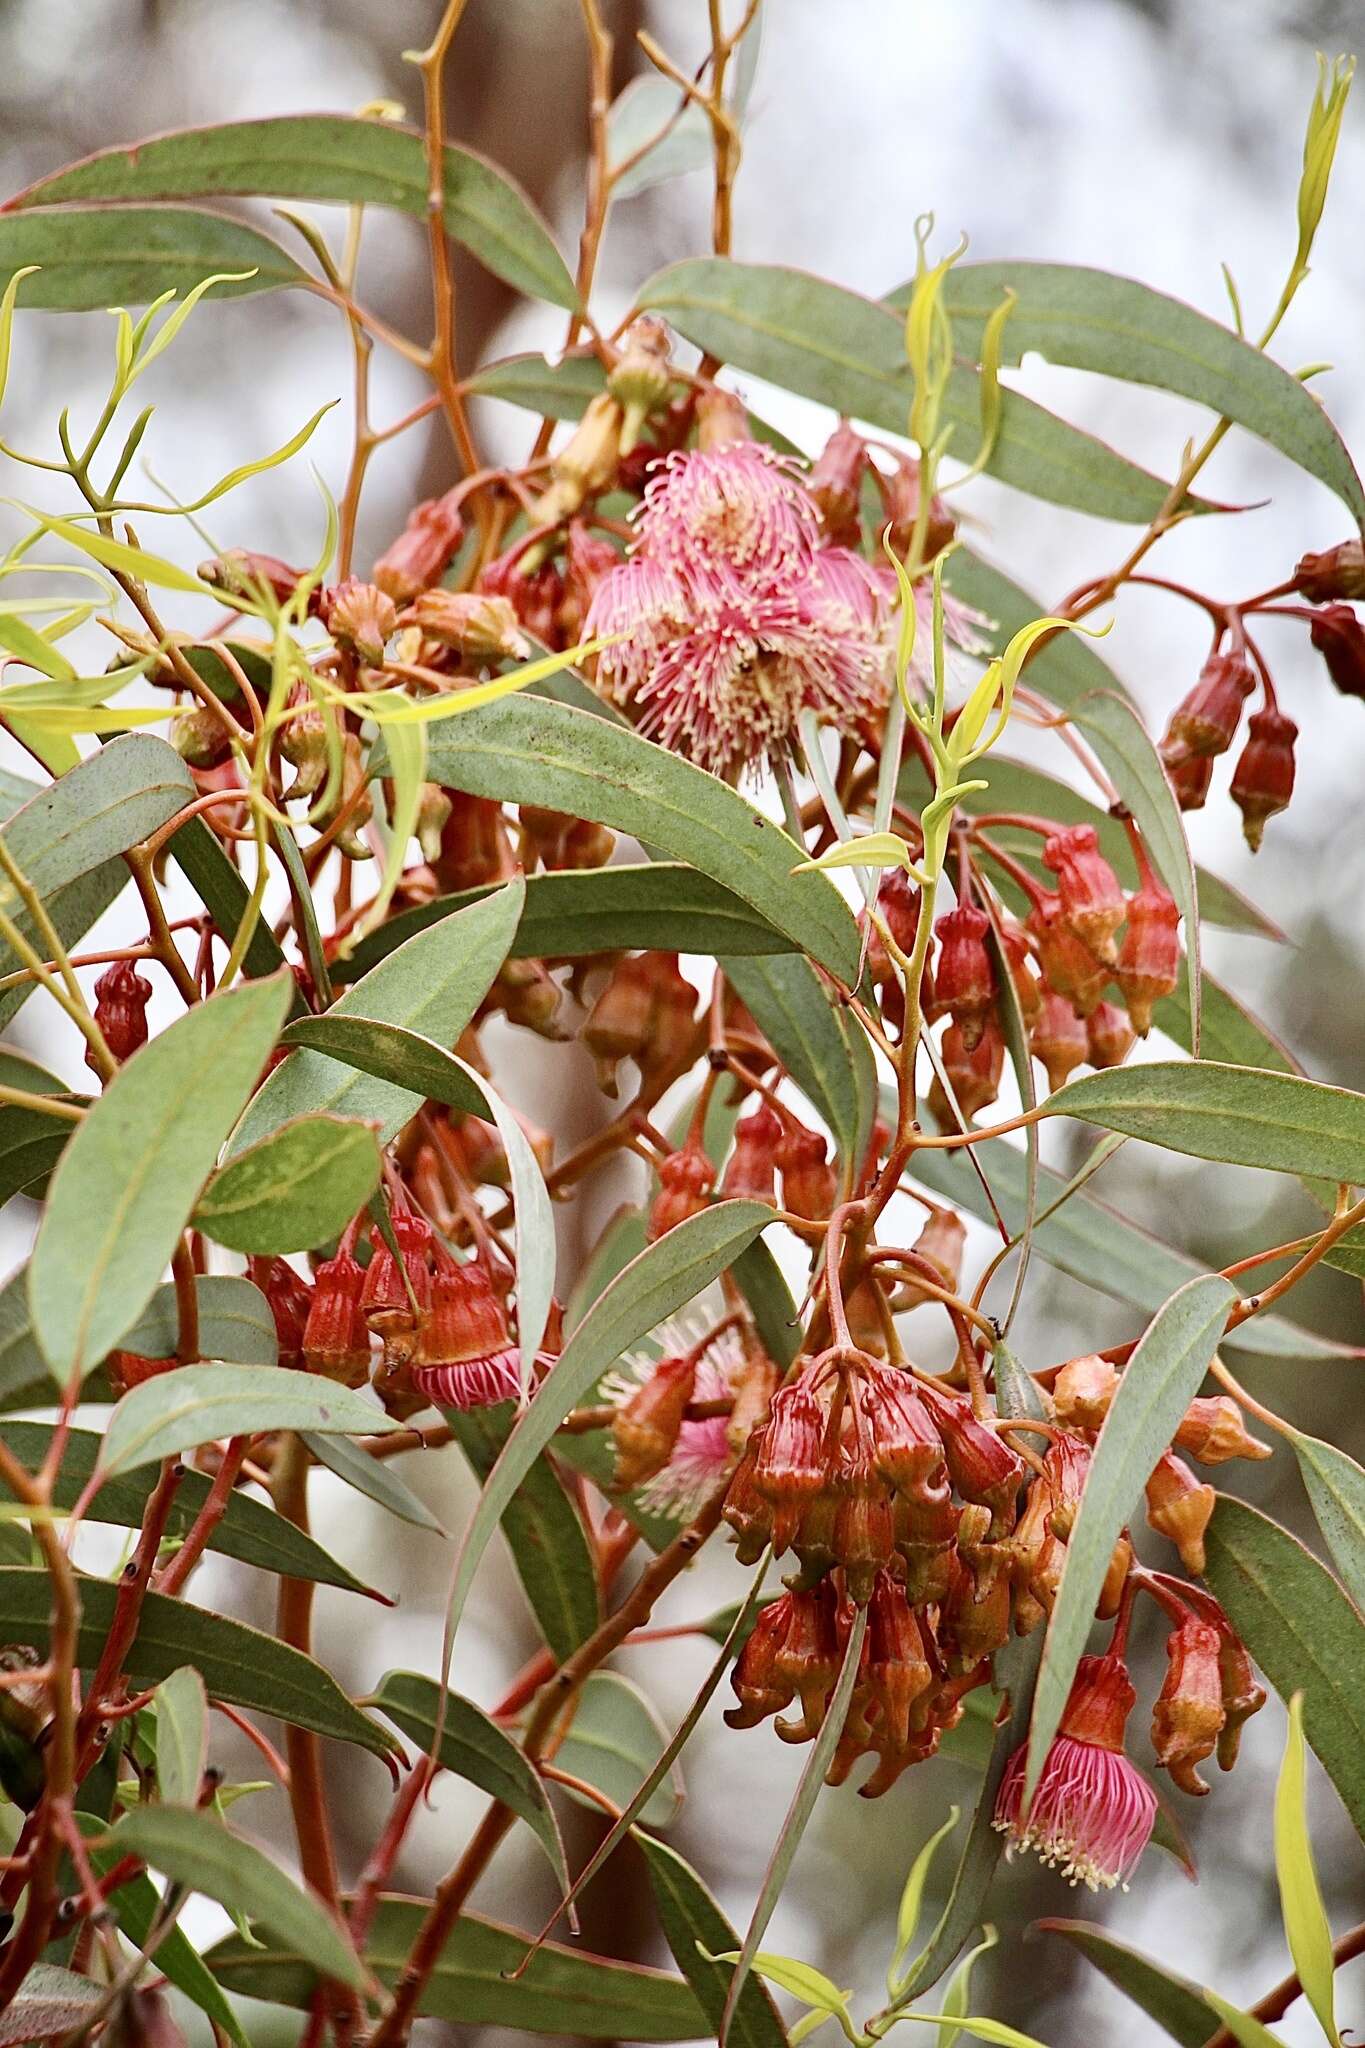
[1274, 1693, 1341, 2047]
[1200, 1991, 1290, 2048]
[889, 1808, 960, 1997]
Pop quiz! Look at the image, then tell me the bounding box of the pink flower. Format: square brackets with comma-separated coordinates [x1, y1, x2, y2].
[993, 1654, 1157, 1890]
[414, 1348, 520, 1411]
[604, 1321, 744, 1518]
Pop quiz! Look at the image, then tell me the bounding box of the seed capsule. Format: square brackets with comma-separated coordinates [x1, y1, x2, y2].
[1116, 879, 1180, 1035]
[1151, 1616, 1225, 1796]
[1230, 705, 1297, 851]
[1145, 1450, 1215, 1573]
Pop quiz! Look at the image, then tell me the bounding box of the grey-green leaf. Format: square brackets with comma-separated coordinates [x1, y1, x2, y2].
[0, 732, 191, 915]
[555, 1671, 684, 1830]
[154, 1665, 209, 1806]
[1026, 1273, 1235, 1800]
[721, 953, 874, 1165]
[303, 1430, 447, 1538]
[638, 1835, 790, 2048]
[29, 974, 292, 1383]
[1036, 1920, 1217, 2047]
[98, 1363, 399, 1479]
[0, 206, 305, 307]
[1292, 1433, 1365, 1611]
[194, 1112, 382, 1254]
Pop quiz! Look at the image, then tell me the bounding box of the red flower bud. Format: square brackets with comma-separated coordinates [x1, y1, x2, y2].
[917, 1379, 1023, 1534]
[107, 1347, 175, 1395]
[1230, 705, 1297, 851]
[878, 450, 955, 562]
[199, 550, 315, 610]
[1167, 749, 1214, 812]
[1175, 1395, 1272, 1465]
[359, 1215, 433, 1336]
[1151, 1616, 1225, 1795]
[1160, 648, 1255, 764]
[859, 1363, 947, 1494]
[934, 1020, 1005, 1123]
[247, 1257, 312, 1368]
[724, 1591, 794, 1727]
[749, 1377, 831, 1551]
[1027, 894, 1109, 1016]
[877, 867, 922, 956]
[1145, 1449, 1215, 1574]
[1308, 602, 1365, 699]
[776, 1124, 837, 1222]
[1115, 879, 1180, 1036]
[89, 959, 152, 1072]
[302, 1252, 371, 1387]
[863, 1571, 933, 1745]
[1293, 539, 1365, 602]
[402, 589, 529, 662]
[897, 1208, 967, 1309]
[373, 489, 466, 603]
[1086, 999, 1135, 1072]
[1052, 1354, 1118, 1432]
[724, 1103, 783, 1203]
[1042, 825, 1126, 963]
[553, 818, 616, 871]
[1029, 986, 1089, 1093]
[999, 924, 1042, 1024]
[808, 424, 869, 549]
[832, 1448, 897, 1604]
[933, 904, 996, 1050]
[649, 1144, 713, 1240]
[478, 547, 565, 645]
[771, 1580, 843, 1740]
[559, 523, 623, 639]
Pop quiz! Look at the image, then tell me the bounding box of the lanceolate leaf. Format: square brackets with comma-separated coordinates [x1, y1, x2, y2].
[0, 762, 129, 1026]
[638, 1836, 790, 2048]
[0, 1566, 395, 1755]
[0, 206, 304, 308]
[8, 116, 576, 308]
[1048, 1060, 1365, 1184]
[110, 1273, 278, 1366]
[721, 953, 874, 1165]
[108, 1806, 364, 1990]
[369, 1669, 570, 1894]
[169, 815, 298, 994]
[637, 259, 1210, 522]
[441, 1202, 771, 1648]
[555, 1671, 684, 1830]
[1291, 1432, 1365, 1609]
[303, 1430, 447, 1538]
[275, 1016, 484, 1117]
[97, 1363, 400, 1479]
[336, 863, 796, 982]
[230, 878, 523, 1152]
[1025, 1273, 1235, 1801]
[1204, 1495, 1365, 1839]
[465, 350, 611, 419]
[207, 1897, 707, 2038]
[0, 732, 191, 918]
[1036, 1921, 1217, 2047]
[194, 1112, 382, 1254]
[913, 260, 1365, 524]
[411, 697, 862, 984]
[154, 1666, 209, 1806]
[1274, 1692, 1342, 2047]
[29, 975, 292, 1383]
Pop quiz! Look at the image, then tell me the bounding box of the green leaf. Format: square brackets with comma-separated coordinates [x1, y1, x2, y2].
[1153, 971, 1296, 1073]
[337, 862, 796, 982]
[721, 954, 874, 1166]
[155, 1665, 208, 1806]
[991, 1342, 1049, 1426]
[0, 858, 125, 1032]
[876, 2017, 1049, 2048]
[368, 1668, 569, 1894]
[913, 260, 1365, 525]
[1204, 1495, 1365, 1839]
[465, 349, 612, 419]
[731, 1237, 802, 1371]
[1199, 1992, 1290, 2048]
[638, 1836, 790, 2048]
[0, 1565, 395, 1755]
[228, 879, 522, 1152]
[169, 815, 298, 994]
[0, 1087, 79, 1204]
[208, 1896, 706, 2037]
[0, 206, 304, 308]
[905, 1132, 1342, 1365]
[0, 731, 191, 919]
[113, 1272, 278, 1366]
[0, 1965, 103, 2045]
[302, 1429, 447, 1538]
[1291, 1432, 1365, 1609]
[1068, 690, 1201, 1053]
[1048, 1060, 1365, 1184]
[108, 1805, 364, 1990]
[555, 1671, 684, 1829]
[97, 1362, 399, 1479]
[1035, 1920, 1217, 2047]
[441, 1202, 771, 1647]
[888, 1807, 961, 1995]
[10, 116, 575, 308]
[1274, 1691, 1341, 2046]
[1026, 1272, 1234, 1800]
[444, 1399, 600, 1660]
[937, 1926, 998, 2048]
[410, 696, 862, 984]
[194, 1112, 382, 1254]
[29, 975, 292, 1383]
[637, 259, 1210, 522]
[0, 1421, 384, 1597]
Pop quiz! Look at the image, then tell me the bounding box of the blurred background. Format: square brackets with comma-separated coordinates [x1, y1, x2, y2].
[0, 0, 1363, 2042]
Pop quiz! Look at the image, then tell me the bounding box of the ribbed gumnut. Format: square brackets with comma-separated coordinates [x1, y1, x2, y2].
[106, 1348, 176, 1395]
[727, 1335, 779, 1456]
[1027, 895, 1109, 1017]
[1113, 882, 1179, 1039]
[831, 1449, 897, 1604]
[491, 959, 567, 1042]
[248, 1257, 312, 1368]
[277, 686, 327, 799]
[749, 1376, 829, 1531]
[302, 1251, 371, 1387]
[724, 1593, 794, 1727]
[942, 1515, 1014, 1671]
[1086, 999, 1136, 1071]
[1175, 1394, 1272, 1465]
[807, 423, 869, 548]
[373, 488, 466, 602]
[1160, 648, 1255, 763]
[999, 924, 1042, 1024]
[1167, 750, 1214, 812]
[1150, 1615, 1225, 1795]
[476, 546, 565, 646]
[933, 1021, 1004, 1123]
[1144, 1449, 1215, 1573]
[893, 1488, 958, 1603]
[198, 549, 314, 608]
[558, 523, 622, 639]
[776, 1123, 837, 1222]
[317, 733, 373, 859]
[933, 904, 996, 1050]
[359, 1214, 433, 1336]
[723, 1104, 783, 1203]
[1293, 538, 1365, 602]
[402, 589, 529, 663]
[1053, 1354, 1119, 1432]
[1230, 705, 1298, 852]
[862, 1571, 934, 1749]
[171, 701, 234, 770]
[771, 1580, 843, 1740]
[916, 1380, 1023, 1534]
[581, 954, 657, 1093]
[1042, 825, 1126, 963]
[859, 1363, 947, 1493]
[1009, 1436, 1090, 1629]
[1308, 601, 1365, 699]
[608, 316, 673, 454]
[1214, 1625, 1267, 1770]
[648, 1144, 713, 1240]
[89, 959, 153, 1070]
[1030, 986, 1089, 1092]
[322, 577, 398, 665]
[411, 1258, 520, 1410]
[413, 783, 453, 865]
[879, 449, 955, 562]
[612, 1353, 696, 1489]
[877, 866, 923, 956]
[897, 1208, 967, 1309]
[721, 1441, 776, 1564]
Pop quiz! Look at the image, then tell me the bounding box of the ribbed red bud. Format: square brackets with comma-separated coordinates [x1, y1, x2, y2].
[999, 924, 1042, 1024]
[1293, 539, 1365, 602]
[612, 1353, 696, 1489]
[636, 954, 700, 1093]
[771, 1580, 842, 1739]
[808, 423, 869, 548]
[863, 1571, 933, 1746]
[776, 1124, 837, 1222]
[723, 1104, 783, 1202]
[199, 549, 314, 609]
[171, 701, 234, 769]
[1043, 825, 1125, 963]
[1167, 749, 1214, 811]
[322, 577, 398, 664]
[373, 489, 466, 602]
[89, 959, 152, 1071]
[1214, 1628, 1267, 1770]
[248, 1257, 312, 1368]
[1029, 986, 1089, 1093]
[411, 1259, 519, 1410]
[1151, 1616, 1225, 1795]
[832, 1449, 896, 1604]
[893, 1488, 958, 1603]
[1145, 1449, 1215, 1573]
[933, 903, 996, 1049]
[1086, 999, 1135, 1071]
[877, 866, 922, 955]
[1116, 880, 1180, 1036]
[724, 1592, 794, 1727]
[1160, 648, 1255, 764]
[1027, 894, 1109, 1016]
[1230, 705, 1297, 851]
[560, 523, 623, 639]
[302, 1252, 371, 1387]
[649, 1145, 712, 1240]
[722, 1441, 776, 1564]
[898, 1208, 967, 1309]
[1308, 601, 1365, 699]
[359, 1215, 433, 1336]
[941, 1546, 1013, 1673]
[934, 1020, 1004, 1123]
[477, 546, 565, 645]
[750, 1377, 830, 1551]
[402, 589, 529, 662]
[1175, 1395, 1272, 1465]
[859, 1363, 947, 1494]
[917, 1380, 1023, 1534]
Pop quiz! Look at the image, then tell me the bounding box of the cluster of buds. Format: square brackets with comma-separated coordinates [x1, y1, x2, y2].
[1159, 639, 1298, 850]
[581, 951, 700, 1099]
